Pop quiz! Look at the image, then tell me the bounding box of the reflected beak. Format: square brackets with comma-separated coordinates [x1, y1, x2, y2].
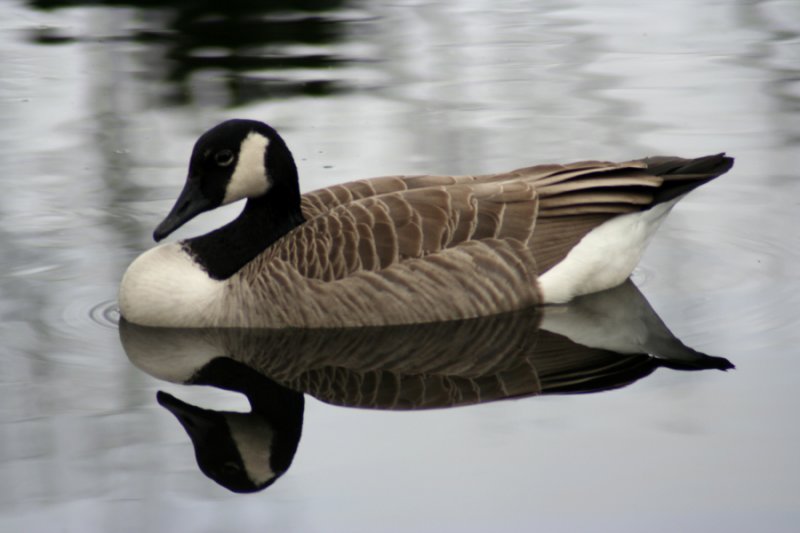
[153, 179, 213, 242]
[157, 390, 218, 442]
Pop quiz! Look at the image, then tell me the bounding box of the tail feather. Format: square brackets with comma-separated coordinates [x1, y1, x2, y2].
[645, 153, 734, 204]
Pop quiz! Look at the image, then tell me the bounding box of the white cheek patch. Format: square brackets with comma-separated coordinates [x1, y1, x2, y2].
[223, 132, 271, 205]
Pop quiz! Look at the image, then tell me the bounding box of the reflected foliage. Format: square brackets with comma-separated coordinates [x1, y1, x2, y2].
[120, 281, 732, 493]
[27, 0, 356, 106]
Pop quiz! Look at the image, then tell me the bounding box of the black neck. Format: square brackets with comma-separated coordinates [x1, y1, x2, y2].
[185, 185, 305, 280]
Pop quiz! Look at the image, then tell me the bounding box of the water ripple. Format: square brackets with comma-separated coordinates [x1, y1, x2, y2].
[88, 300, 121, 329]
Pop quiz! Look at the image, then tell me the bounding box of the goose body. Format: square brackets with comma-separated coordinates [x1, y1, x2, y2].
[119, 119, 733, 328]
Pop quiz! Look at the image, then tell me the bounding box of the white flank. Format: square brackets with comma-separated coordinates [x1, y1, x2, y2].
[119, 243, 226, 327]
[226, 414, 276, 486]
[222, 131, 271, 205]
[539, 197, 682, 304]
[540, 281, 716, 366]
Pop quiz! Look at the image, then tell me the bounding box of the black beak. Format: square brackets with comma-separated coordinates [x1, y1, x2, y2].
[153, 179, 213, 242]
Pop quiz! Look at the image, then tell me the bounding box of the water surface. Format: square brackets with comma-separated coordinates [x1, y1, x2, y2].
[1, 1, 798, 531]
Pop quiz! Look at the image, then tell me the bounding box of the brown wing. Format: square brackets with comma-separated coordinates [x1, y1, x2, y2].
[524, 153, 733, 272]
[224, 156, 730, 327]
[299, 160, 668, 275]
[227, 237, 541, 327]
[299, 160, 653, 220]
[280, 180, 541, 281]
[231, 180, 544, 327]
[527, 161, 664, 272]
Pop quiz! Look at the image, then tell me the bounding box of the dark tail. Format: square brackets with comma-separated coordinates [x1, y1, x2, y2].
[645, 153, 734, 204]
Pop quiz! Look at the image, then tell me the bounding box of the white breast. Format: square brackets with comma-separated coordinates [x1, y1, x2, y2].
[539, 197, 681, 304]
[119, 243, 226, 327]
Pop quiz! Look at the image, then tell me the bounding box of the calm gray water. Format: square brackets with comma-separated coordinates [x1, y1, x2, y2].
[1, 0, 799, 531]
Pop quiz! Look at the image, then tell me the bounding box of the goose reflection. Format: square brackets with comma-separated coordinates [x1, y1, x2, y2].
[120, 281, 732, 493]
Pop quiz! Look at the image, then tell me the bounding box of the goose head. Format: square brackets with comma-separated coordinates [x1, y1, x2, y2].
[154, 119, 300, 241]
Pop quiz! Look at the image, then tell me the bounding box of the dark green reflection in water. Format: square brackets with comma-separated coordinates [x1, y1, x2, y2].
[27, 0, 356, 106]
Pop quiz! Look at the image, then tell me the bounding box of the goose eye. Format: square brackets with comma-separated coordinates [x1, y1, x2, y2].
[221, 461, 240, 474]
[214, 149, 235, 167]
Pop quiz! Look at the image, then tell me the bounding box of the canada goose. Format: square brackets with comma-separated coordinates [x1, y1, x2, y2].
[119, 119, 733, 328]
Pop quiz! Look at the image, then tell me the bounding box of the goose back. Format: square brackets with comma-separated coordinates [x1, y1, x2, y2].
[220, 156, 731, 328]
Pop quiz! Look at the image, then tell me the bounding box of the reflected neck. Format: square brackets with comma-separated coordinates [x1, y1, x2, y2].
[185, 188, 304, 280]
[190, 357, 305, 475]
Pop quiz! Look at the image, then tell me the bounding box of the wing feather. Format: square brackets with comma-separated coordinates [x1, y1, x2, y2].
[224, 157, 728, 327]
